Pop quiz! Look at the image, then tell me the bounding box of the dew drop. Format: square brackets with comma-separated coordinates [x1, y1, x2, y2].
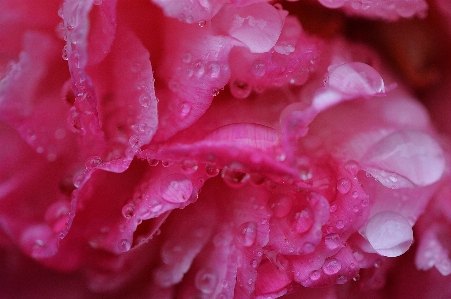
[336, 220, 345, 229]
[251, 60, 266, 77]
[238, 222, 257, 247]
[195, 269, 217, 294]
[161, 160, 173, 167]
[73, 173, 84, 188]
[212, 88, 220, 97]
[337, 178, 351, 194]
[325, 233, 341, 250]
[198, 20, 207, 27]
[336, 275, 347, 284]
[230, 80, 252, 99]
[309, 270, 321, 281]
[294, 209, 313, 234]
[207, 62, 221, 78]
[178, 102, 191, 118]
[160, 173, 193, 203]
[44, 200, 71, 233]
[118, 239, 131, 252]
[205, 164, 220, 177]
[329, 204, 337, 213]
[122, 203, 135, 219]
[268, 195, 293, 218]
[322, 258, 341, 275]
[148, 159, 160, 166]
[344, 160, 360, 176]
[353, 274, 360, 281]
[221, 166, 250, 188]
[180, 160, 198, 174]
[85, 156, 103, 169]
[62, 45, 68, 60]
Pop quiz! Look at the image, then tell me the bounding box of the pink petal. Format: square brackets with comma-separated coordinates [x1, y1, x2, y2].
[151, 0, 224, 24]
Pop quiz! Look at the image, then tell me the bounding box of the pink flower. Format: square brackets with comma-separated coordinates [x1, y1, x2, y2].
[1, 0, 451, 298]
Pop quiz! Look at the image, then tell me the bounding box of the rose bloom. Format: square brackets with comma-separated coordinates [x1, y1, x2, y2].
[1, 0, 451, 298]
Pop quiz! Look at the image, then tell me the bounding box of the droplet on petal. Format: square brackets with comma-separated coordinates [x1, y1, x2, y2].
[160, 174, 194, 203]
[322, 258, 341, 275]
[205, 164, 220, 177]
[44, 200, 71, 233]
[238, 222, 257, 247]
[364, 211, 413, 257]
[122, 203, 135, 219]
[221, 166, 250, 188]
[118, 239, 131, 252]
[251, 60, 266, 77]
[325, 233, 342, 250]
[326, 62, 385, 97]
[337, 178, 351, 194]
[268, 195, 293, 218]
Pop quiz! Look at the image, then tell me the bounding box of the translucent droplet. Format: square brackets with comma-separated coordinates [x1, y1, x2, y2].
[353, 274, 360, 281]
[161, 160, 173, 167]
[195, 269, 217, 294]
[251, 60, 266, 77]
[322, 258, 341, 275]
[337, 178, 351, 194]
[193, 59, 205, 77]
[329, 204, 337, 213]
[198, 20, 207, 27]
[309, 270, 321, 281]
[325, 233, 341, 250]
[303, 242, 315, 253]
[122, 203, 135, 219]
[268, 195, 293, 218]
[178, 102, 191, 118]
[207, 62, 221, 78]
[221, 166, 250, 188]
[336, 220, 345, 229]
[45, 200, 71, 233]
[85, 156, 103, 169]
[212, 88, 220, 97]
[294, 209, 313, 233]
[344, 160, 360, 176]
[205, 164, 220, 177]
[148, 159, 159, 166]
[118, 239, 131, 252]
[364, 211, 413, 257]
[238, 222, 257, 247]
[336, 275, 347, 284]
[230, 80, 252, 99]
[73, 173, 84, 188]
[160, 173, 193, 203]
[62, 45, 68, 60]
[180, 160, 198, 174]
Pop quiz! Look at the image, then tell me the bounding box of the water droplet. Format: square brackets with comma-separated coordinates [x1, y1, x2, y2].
[336, 220, 345, 229]
[365, 211, 413, 257]
[205, 164, 219, 177]
[294, 209, 313, 233]
[303, 242, 315, 253]
[329, 204, 337, 213]
[148, 159, 159, 166]
[212, 88, 220, 97]
[67, 107, 81, 133]
[221, 166, 250, 188]
[207, 62, 221, 78]
[238, 222, 257, 247]
[322, 258, 341, 275]
[118, 239, 131, 252]
[230, 80, 252, 99]
[309, 270, 321, 281]
[45, 200, 71, 233]
[73, 173, 84, 188]
[268, 195, 292, 218]
[85, 156, 103, 169]
[161, 160, 173, 167]
[62, 45, 68, 60]
[344, 160, 360, 176]
[353, 273, 360, 281]
[122, 203, 135, 219]
[337, 178, 351, 194]
[195, 269, 217, 294]
[193, 59, 205, 77]
[180, 160, 198, 174]
[325, 233, 341, 250]
[198, 19, 207, 27]
[361, 196, 369, 206]
[160, 173, 193, 203]
[251, 60, 266, 77]
[178, 102, 191, 118]
[336, 275, 347, 284]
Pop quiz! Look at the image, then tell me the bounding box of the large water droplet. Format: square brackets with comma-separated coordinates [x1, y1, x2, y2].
[230, 80, 252, 99]
[322, 258, 341, 275]
[337, 178, 351, 194]
[364, 211, 413, 257]
[268, 195, 293, 218]
[160, 174, 193, 203]
[221, 166, 250, 188]
[44, 200, 71, 233]
[238, 222, 257, 247]
[178, 102, 191, 118]
[180, 160, 198, 174]
[251, 60, 266, 77]
[205, 164, 220, 177]
[325, 233, 341, 250]
[326, 62, 385, 97]
[118, 239, 131, 252]
[195, 269, 218, 294]
[85, 156, 103, 169]
[122, 203, 135, 219]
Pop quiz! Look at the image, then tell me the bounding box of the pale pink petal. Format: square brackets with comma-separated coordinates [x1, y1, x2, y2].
[151, 0, 224, 24]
